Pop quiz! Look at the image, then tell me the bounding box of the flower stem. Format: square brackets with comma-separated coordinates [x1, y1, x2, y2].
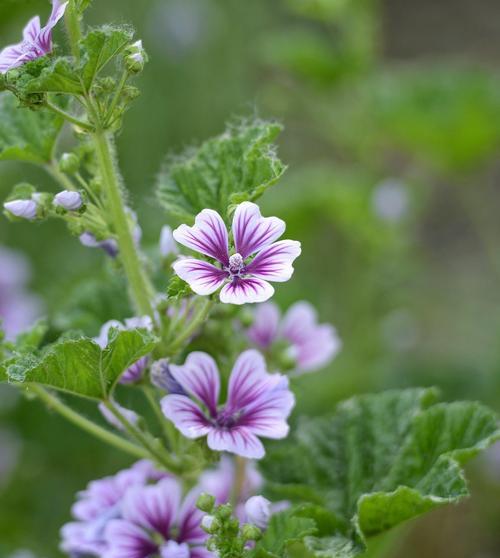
[29, 384, 149, 460]
[44, 99, 93, 131]
[142, 385, 178, 450]
[232, 456, 247, 507]
[92, 129, 156, 318]
[166, 299, 213, 355]
[64, 1, 82, 63]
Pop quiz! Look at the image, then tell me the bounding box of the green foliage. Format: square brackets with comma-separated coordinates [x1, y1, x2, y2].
[0, 92, 64, 164]
[260, 388, 500, 556]
[21, 58, 83, 95]
[156, 119, 286, 223]
[80, 25, 135, 90]
[2, 328, 157, 400]
[14, 320, 49, 354]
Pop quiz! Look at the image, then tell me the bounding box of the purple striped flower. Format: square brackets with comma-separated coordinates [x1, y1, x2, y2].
[0, 0, 68, 73]
[172, 202, 301, 305]
[103, 478, 212, 558]
[60, 461, 165, 557]
[161, 350, 295, 459]
[94, 317, 153, 384]
[247, 301, 341, 374]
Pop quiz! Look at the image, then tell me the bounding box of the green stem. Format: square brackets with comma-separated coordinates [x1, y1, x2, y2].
[46, 162, 77, 192]
[105, 70, 129, 127]
[166, 299, 213, 355]
[45, 99, 93, 131]
[30, 384, 149, 460]
[231, 456, 247, 507]
[92, 129, 156, 318]
[142, 385, 178, 450]
[64, 0, 82, 62]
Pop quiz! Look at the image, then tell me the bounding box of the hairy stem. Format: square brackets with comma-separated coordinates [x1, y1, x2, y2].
[166, 299, 213, 355]
[30, 384, 149, 460]
[142, 385, 178, 450]
[64, 1, 82, 62]
[231, 456, 247, 507]
[45, 99, 92, 131]
[92, 130, 156, 318]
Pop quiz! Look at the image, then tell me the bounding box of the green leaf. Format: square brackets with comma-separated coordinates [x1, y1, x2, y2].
[5, 328, 157, 400]
[260, 388, 500, 556]
[14, 319, 49, 354]
[80, 25, 134, 90]
[303, 536, 361, 558]
[0, 92, 64, 164]
[252, 509, 317, 558]
[22, 58, 83, 95]
[156, 119, 286, 223]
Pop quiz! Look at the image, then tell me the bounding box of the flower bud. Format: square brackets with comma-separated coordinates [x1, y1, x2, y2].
[79, 232, 119, 258]
[196, 492, 216, 513]
[241, 523, 262, 541]
[244, 496, 271, 530]
[150, 359, 186, 394]
[3, 199, 38, 220]
[201, 514, 218, 534]
[216, 504, 232, 521]
[59, 152, 80, 174]
[125, 41, 147, 74]
[54, 190, 83, 211]
[160, 225, 179, 258]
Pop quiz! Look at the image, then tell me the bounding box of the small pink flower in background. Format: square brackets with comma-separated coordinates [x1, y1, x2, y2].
[0, 0, 68, 73]
[161, 350, 295, 459]
[94, 317, 153, 384]
[247, 301, 341, 374]
[172, 202, 301, 304]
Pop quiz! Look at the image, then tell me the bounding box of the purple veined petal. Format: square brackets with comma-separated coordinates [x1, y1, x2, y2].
[0, 44, 26, 73]
[232, 202, 286, 259]
[173, 209, 229, 265]
[4, 199, 38, 220]
[173, 258, 228, 296]
[37, 0, 68, 52]
[226, 350, 282, 411]
[161, 394, 211, 439]
[23, 16, 41, 42]
[280, 301, 318, 343]
[246, 240, 301, 283]
[207, 427, 265, 459]
[120, 356, 149, 384]
[160, 541, 191, 558]
[292, 324, 342, 373]
[169, 352, 220, 415]
[122, 478, 181, 539]
[60, 521, 108, 556]
[219, 277, 274, 305]
[247, 302, 281, 349]
[103, 519, 157, 558]
[177, 488, 207, 545]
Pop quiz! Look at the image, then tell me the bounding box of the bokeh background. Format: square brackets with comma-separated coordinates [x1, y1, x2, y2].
[1, 0, 500, 556]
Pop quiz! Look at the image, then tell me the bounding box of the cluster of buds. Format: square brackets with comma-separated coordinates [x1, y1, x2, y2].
[197, 493, 271, 558]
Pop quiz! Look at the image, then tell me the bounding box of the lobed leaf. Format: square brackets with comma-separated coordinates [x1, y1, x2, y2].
[22, 58, 83, 95]
[4, 328, 157, 400]
[260, 388, 500, 557]
[156, 119, 286, 223]
[0, 92, 65, 164]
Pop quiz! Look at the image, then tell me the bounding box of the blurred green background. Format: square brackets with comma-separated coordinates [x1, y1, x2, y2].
[2, 0, 500, 556]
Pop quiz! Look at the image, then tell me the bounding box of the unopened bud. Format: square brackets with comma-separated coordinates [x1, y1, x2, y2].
[196, 493, 216, 513]
[201, 514, 218, 534]
[216, 504, 232, 521]
[59, 152, 80, 174]
[4, 199, 38, 220]
[244, 496, 271, 530]
[241, 523, 262, 541]
[54, 190, 83, 211]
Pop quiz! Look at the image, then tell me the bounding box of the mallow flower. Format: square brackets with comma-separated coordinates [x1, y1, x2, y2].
[94, 317, 153, 383]
[0, 0, 68, 73]
[161, 350, 295, 459]
[60, 460, 165, 557]
[247, 301, 341, 374]
[103, 478, 211, 558]
[172, 202, 301, 304]
[53, 190, 83, 211]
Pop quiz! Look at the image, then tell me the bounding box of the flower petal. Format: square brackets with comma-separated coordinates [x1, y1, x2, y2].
[177, 488, 207, 545]
[122, 478, 181, 539]
[38, 0, 68, 51]
[0, 44, 26, 73]
[227, 350, 281, 410]
[161, 394, 211, 439]
[160, 541, 191, 558]
[103, 519, 157, 558]
[169, 352, 220, 415]
[173, 258, 228, 296]
[246, 240, 301, 282]
[173, 209, 229, 264]
[247, 302, 281, 349]
[232, 202, 285, 259]
[23, 16, 41, 42]
[219, 278, 274, 305]
[207, 427, 265, 459]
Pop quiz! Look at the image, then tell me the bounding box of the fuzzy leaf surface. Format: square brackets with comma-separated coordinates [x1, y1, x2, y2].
[156, 119, 286, 223]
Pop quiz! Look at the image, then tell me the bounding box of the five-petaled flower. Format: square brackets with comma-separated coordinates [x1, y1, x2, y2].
[0, 0, 68, 73]
[161, 349, 295, 459]
[103, 478, 212, 558]
[247, 301, 342, 374]
[172, 202, 301, 305]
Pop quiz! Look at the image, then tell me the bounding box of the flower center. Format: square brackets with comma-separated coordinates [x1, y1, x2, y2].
[228, 253, 244, 275]
[215, 407, 242, 428]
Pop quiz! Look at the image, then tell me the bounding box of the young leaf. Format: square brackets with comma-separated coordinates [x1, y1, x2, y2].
[156, 119, 286, 223]
[22, 58, 84, 95]
[260, 388, 500, 556]
[4, 328, 157, 400]
[14, 319, 49, 354]
[0, 92, 64, 164]
[80, 25, 134, 90]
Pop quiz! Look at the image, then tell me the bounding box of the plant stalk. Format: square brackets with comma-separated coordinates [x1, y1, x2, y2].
[166, 299, 213, 355]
